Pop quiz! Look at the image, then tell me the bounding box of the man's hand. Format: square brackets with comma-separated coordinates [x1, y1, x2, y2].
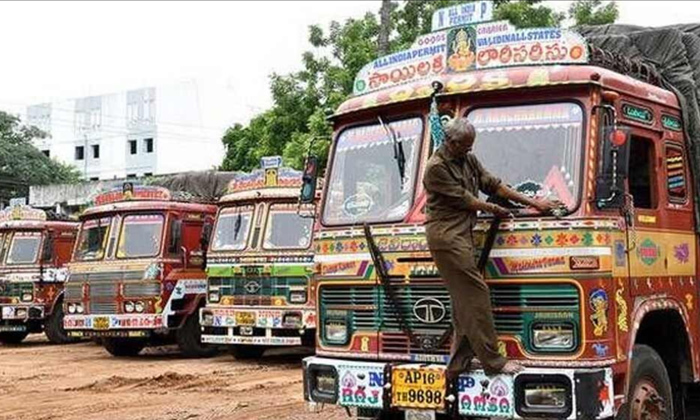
[531, 199, 562, 215]
[487, 203, 511, 218]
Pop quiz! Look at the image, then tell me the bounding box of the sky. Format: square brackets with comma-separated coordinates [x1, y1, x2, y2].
[1, 0, 700, 135]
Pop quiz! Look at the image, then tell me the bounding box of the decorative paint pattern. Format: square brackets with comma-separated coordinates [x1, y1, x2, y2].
[457, 373, 514, 417]
[589, 289, 609, 337]
[615, 283, 629, 333]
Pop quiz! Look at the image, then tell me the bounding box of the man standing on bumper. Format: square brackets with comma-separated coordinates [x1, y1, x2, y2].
[423, 118, 559, 378]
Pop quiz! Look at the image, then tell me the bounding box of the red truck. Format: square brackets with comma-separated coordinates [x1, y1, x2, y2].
[0, 205, 78, 344]
[63, 183, 218, 357]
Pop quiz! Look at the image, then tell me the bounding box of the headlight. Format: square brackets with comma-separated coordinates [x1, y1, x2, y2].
[308, 365, 338, 404]
[15, 308, 27, 318]
[283, 312, 302, 328]
[76, 303, 84, 314]
[124, 301, 135, 313]
[324, 320, 348, 344]
[21, 293, 33, 302]
[68, 303, 77, 314]
[532, 323, 575, 351]
[134, 301, 145, 313]
[208, 292, 220, 303]
[524, 384, 568, 409]
[201, 310, 214, 326]
[289, 290, 307, 304]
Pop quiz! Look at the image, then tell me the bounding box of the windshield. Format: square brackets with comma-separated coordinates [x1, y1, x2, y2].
[75, 217, 111, 261]
[263, 204, 314, 250]
[323, 117, 423, 225]
[6, 232, 42, 264]
[468, 103, 584, 210]
[117, 214, 164, 258]
[211, 206, 254, 251]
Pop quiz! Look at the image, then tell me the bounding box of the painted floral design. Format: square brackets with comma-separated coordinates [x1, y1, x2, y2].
[674, 243, 690, 264]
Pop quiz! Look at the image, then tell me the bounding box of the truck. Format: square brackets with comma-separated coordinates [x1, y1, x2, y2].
[0, 205, 78, 344]
[63, 183, 219, 357]
[199, 156, 318, 359]
[301, 3, 700, 419]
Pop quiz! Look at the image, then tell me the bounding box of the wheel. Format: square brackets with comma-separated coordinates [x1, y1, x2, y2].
[44, 304, 78, 344]
[230, 345, 266, 360]
[618, 344, 674, 420]
[0, 331, 29, 344]
[176, 312, 218, 358]
[102, 337, 146, 357]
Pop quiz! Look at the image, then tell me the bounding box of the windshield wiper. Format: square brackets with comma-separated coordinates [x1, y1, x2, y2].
[233, 211, 242, 240]
[378, 116, 406, 188]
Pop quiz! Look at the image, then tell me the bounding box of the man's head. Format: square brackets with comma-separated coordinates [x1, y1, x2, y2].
[444, 118, 476, 156]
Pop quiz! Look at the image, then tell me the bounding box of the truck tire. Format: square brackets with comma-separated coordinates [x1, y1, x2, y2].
[0, 331, 29, 344]
[44, 304, 77, 344]
[102, 337, 146, 357]
[618, 344, 673, 420]
[176, 312, 218, 358]
[230, 345, 266, 360]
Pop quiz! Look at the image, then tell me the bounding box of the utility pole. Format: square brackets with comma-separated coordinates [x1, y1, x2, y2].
[378, 0, 392, 55]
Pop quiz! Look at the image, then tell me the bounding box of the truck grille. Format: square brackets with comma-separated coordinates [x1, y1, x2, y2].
[64, 284, 83, 300]
[320, 282, 580, 354]
[209, 276, 308, 305]
[89, 283, 118, 298]
[0, 282, 32, 298]
[123, 282, 160, 297]
[90, 301, 118, 314]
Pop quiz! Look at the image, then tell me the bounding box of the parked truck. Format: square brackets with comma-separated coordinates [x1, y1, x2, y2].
[0, 205, 78, 344]
[301, 2, 700, 419]
[199, 156, 318, 359]
[63, 183, 218, 357]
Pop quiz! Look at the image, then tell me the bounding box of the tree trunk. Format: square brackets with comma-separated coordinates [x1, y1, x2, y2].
[378, 0, 392, 55]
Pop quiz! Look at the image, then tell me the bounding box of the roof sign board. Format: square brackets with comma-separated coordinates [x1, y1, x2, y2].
[0, 205, 47, 222]
[9, 197, 27, 207]
[431, 0, 494, 32]
[260, 156, 283, 169]
[93, 184, 172, 206]
[353, 7, 588, 96]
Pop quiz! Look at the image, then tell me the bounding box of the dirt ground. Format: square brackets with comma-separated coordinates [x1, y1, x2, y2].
[0, 334, 347, 420]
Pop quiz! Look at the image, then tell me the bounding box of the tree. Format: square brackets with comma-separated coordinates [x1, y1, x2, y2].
[568, 0, 619, 26]
[0, 111, 80, 205]
[220, 1, 572, 172]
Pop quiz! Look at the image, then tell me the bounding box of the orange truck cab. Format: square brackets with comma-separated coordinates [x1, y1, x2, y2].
[302, 2, 700, 419]
[63, 183, 218, 357]
[0, 205, 78, 344]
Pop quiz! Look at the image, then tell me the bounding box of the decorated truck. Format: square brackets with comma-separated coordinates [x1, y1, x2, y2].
[199, 157, 318, 359]
[0, 205, 78, 344]
[63, 183, 218, 357]
[301, 2, 700, 419]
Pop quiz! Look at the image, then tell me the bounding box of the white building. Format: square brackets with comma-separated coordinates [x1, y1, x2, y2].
[26, 82, 224, 180]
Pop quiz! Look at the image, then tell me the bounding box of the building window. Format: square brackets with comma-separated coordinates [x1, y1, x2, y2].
[41, 150, 50, 158]
[89, 177, 99, 181]
[144, 138, 154, 153]
[129, 140, 137, 155]
[144, 172, 153, 177]
[75, 146, 85, 161]
[92, 144, 100, 159]
[126, 173, 137, 179]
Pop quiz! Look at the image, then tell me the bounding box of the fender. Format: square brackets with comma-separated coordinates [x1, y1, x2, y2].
[161, 269, 208, 329]
[623, 296, 697, 395]
[47, 290, 64, 316]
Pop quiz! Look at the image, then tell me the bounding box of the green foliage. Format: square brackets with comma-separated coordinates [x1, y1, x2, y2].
[568, 0, 619, 26]
[220, 1, 574, 172]
[0, 111, 80, 203]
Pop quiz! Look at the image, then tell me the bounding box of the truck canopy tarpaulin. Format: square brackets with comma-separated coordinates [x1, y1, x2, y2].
[578, 24, 700, 230]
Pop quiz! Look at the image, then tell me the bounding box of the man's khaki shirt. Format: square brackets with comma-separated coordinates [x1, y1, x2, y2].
[423, 146, 502, 250]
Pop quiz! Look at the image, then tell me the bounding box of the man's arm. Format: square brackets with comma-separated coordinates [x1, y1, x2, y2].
[495, 184, 560, 214]
[424, 164, 510, 216]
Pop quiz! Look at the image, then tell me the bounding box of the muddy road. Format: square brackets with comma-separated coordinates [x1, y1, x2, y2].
[0, 335, 346, 420]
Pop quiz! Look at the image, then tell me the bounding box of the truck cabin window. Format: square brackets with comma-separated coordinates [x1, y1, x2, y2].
[211, 206, 253, 251]
[628, 136, 655, 209]
[117, 214, 165, 259]
[467, 103, 584, 211]
[263, 204, 314, 250]
[323, 117, 423, 225]
[6, 232, 42, 264]
[75, 217, 111, 261]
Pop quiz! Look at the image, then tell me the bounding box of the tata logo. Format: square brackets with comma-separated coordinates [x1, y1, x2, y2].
[412, 298, 446, 324]
[244, 281, 262, 294]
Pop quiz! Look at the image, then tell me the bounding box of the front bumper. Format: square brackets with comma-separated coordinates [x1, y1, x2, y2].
[64, 314, 164, 337]
[0, 304, 45, 322]
[200, 306, 315, 346]
[302, 356, 614, 419]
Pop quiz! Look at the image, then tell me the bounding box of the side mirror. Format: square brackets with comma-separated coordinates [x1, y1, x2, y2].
[168, 219, 183, 255]
[200, 221, 213, 251]
[596, 124, 631, 209]
[300, 156, 319, 204]
[42, 232, 55, 264]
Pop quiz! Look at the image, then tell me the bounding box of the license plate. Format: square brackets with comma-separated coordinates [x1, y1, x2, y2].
[392, 367, 446, 410]
[93, 316, 109, 330]
[0, 324, 26, 332]
[235, 311, 256, 326]
[405, 409, 435, 420]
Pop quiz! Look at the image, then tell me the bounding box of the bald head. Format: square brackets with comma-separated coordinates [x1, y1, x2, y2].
[444, 117, 476, 155]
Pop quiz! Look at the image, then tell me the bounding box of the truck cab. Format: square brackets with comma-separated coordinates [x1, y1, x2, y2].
[302, 3, 699, 419]
[200, 157, 318, 359]
[63, 184, 218, 357]
[0, 205, 78, 344]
